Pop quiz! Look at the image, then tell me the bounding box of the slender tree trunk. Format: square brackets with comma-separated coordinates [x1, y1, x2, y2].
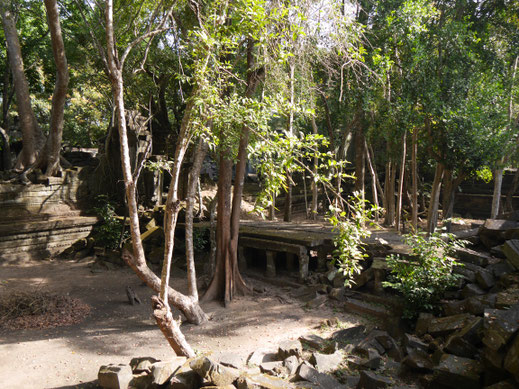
[105, 0, 205, 359]
[1, 3, 43, 170]
[310, 116, 319, 220]
[491, 168, 504, 219]
[384, 157, 396, 226]
[185, 139, 208, 301]
[283, 62, 295, 222]
[411, 128, 418, 231]
[354, 129, 365, 203]
[395, 131, 407, 232]
[365, 140, 379, 222]
[505, 169, 519, 212]
[37, 0, 69, 176]
[427, 162, 444, 234]
[0, 126, 11, 170]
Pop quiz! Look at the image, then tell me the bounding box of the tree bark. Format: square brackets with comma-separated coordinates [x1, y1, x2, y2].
[185, 139, 208, 300]
[1, 2, 43, 170]
[395, 131, 407, 232]
[411, 128, 418, 231]
[105, 0, 207, 330]
[310, 116, 319, 220]
[491, 169, 504, 219]
[283, 61, 295, 222]
[505, 169, 519, 212]
[354, 129, 365, 204]
[364, 140, 379, 221]
[37, 0, 69, 176]
[0, 126, 11, 171]
[427, 162, 444, 234]
[384, 158, 395, 226]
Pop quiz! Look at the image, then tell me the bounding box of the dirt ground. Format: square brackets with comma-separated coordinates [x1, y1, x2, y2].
[0, 255, 367, 389]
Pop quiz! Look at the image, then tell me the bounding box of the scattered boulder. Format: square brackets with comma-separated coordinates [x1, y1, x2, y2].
[150, 358, 187, 385]
[130, 357, 159, 374]
[296, 363, 344, 389]
[309, 351, 343, 373]
[503, 240, 519, 270]
[189, 357, 239, 387]
[247, 349, 277, 367]
[299, 334, 327, 350]
[98, 364, 133, 389]
[454, 247, 490, 267]
[277, 339, 302, 359]
[427, 314, 474, 337]
[432, 354, 482, 389]
[482, 306, 519, 351]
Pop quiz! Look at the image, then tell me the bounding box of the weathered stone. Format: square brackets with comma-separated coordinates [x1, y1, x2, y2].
[403, 333, 428, 352]
[504, 330, 519, 380]
[402, 349, 434, 371]
[482, 346, 504, 371]
[484, 379, 517, 389]
[476, 269, 496, 290]
[355, 335, 386, 357]
[217, 352, 244, 370]
[299, 334, 327, 350]
[328, 287, 345, 301]
[356, 371, 394, 388]
[496, 289, 519, 309]
[168, 370, 203, 389]
[488, 262, 513, 279]
[466, 294, 497, 315]
[479, 220, 517, 249]
[416, 313, 434, 336]
[247, 350, 277, 367]
[130, 356, 159, 374]
[490, 245, 506, 258]
[443, 300, 469, 316]
[433, 354, 482, 389]
[343, 298, 391, 319]
[332, 325, 366, 345]
[503, 240, 519, 270]
[259, 361, 285, 376]
[190, 357, 239, 386]
[283, 355, 299, 376]
[236, 373, 295, 389]
[454, 266, 477, 283]
[462, 283, 487, 298]
[348, 353, 381, 371]
[98, 364, 133, 389]
[309, 351, 343, 373]
[151, 358, 188, 385]
[444, 336, 479, 358]
[278, 339, 302, 360]
[454, 247, 490, 267]
[482, 306, 519, 351]
[305, 294, 328, 309]
[352, 268, 374, 290]
[202, 386, 236, 389]
[427, 314, 473, 337]
[374, 332, 403, 361]
[296, 363, 343, 389]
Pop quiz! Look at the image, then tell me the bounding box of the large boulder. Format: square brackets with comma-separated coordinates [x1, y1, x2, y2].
[98, 364, 133, 389]
[432, 354, 483, 389]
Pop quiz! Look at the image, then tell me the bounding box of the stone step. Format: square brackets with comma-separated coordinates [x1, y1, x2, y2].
[0, 216, 97, 236]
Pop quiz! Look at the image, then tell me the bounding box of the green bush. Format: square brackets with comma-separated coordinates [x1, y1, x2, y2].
[92, 196, 128, 250]
[383, 232, 466, 319]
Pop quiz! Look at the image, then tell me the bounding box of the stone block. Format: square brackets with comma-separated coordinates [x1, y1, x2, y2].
[433, 354, 482, 389]
[482, 306, 519, 351]
[151, 358, 187, 385]
[190, 357, 239, 386]
[356, 371, 394, 388]
[309, 351, 343, 373]
[466, 294, 496, 315]
[169, 370, 203, 389]
[496, 288, 519, 309]
[476, 269, 496, 290]
[503, 240, 519, 270]
[98, 364, 133, 389]
[130, 357, 159, 374]
[259, 361, 285, 376]
[427, 314, 473, 337]
[504, 331, 519, 380]
[454, 247, 490, 267]
[299, 334, 327, 350]
[462, 283, 486, 298]
[247, 349, 277, 367]
[296, 363, 343, 389]
[278, 339, 302, 359]
[402, 349, 434, 372]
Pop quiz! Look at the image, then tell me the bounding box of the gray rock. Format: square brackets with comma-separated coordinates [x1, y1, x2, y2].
[296, 363, 343, 389]
[217, 352, 244, 370]
[482, 346, 505, 372]
[444, 336, 479, 358]
[479, 219, 516, 249]
[415, 313, 434, 336]
[476, 269, 496, 290]
[349, 349, 381, 370]
[309, 351, 343, 373]
[247, 349, 278, 367]
[98, 364, 133, 389]
[484, 379, 517, 389]
[283, 355, 299, 376]
[428, 314, 474, 337]
[454, 266, 477, 283]
[190, 357, 239, 386]
[432, 354, 482, 389]
[403, 333, 428, 352]
[130, 356, 159, 374]
[374, 332, 403, 361]
[332, 325, 366, 345]
[259, 361, 285, 376]
[442, 300, 469, 316]
[299, 334, 327, 350]
[496, 288, 519, 309]
[305, 294, 328, 309]
[490, 245, 506, 258]
[482, 306, 519, 351]
[488, 262, 513, 279]
[356, 371, 394, 388]
[169, 370, 203, 389]
[328, 287, 346, 300]
[402, 349, 434, 372]
[466, 294, 496, 315]
[278, 339, 302, 359]
[503, 240, 519, 270]
[454, 247, 490, 267]
[236, 373, 295, 389]
[462, 283, 486, 298]
[504, 330, 519, 380]
[151, 358, 187, 385]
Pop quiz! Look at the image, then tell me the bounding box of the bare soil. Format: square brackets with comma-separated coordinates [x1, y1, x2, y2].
[0, 256, 367, 389]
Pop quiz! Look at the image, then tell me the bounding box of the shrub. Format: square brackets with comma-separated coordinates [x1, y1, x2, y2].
[92, 195, 128, 250]
[383, 232, 465, 319]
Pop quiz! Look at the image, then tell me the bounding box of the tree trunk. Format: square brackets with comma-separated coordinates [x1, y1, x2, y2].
[310, 116, 319, 220]
[283, 61, 295, 222]
[384, 158, 395, 226]
[427, 162, 444, 234]
[37, 0, 69, 176]
[364, 140, 379, 222]
[185, 139, 208, 301]
[411, 128, 418, 231]
[395, 131, 407, 232]
[0, 126, 11, 171]
[105, 0, 207, 333]
[203, 41, 262, 304]
[505, 169, 519, 212]
[491, 169, 504, 219]
[1, 2, 43, 170]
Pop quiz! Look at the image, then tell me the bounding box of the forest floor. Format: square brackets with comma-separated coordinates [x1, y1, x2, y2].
[0, 252, 369, 388]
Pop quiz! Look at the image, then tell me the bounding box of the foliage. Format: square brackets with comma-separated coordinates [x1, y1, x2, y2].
[92, 196, 127, 250]
[383, 232, 466, 319]
[328, 192, 380, 287]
